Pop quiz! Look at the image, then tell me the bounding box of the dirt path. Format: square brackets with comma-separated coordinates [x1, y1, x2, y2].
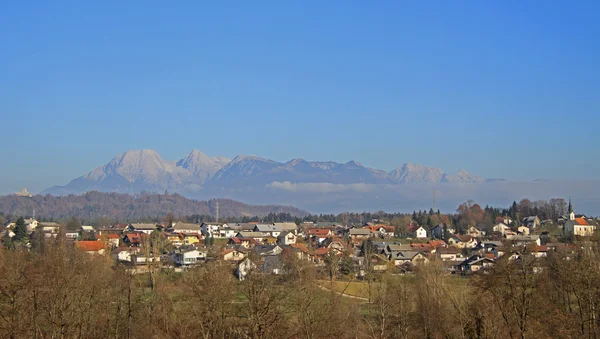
[317, 284, 370, 303]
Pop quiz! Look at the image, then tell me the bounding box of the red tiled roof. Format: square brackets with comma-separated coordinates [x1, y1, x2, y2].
[106, 234, 119, 239]
[308, 229, 331, 236]
[364, 225, 395, 233]
[484, 253, 495, 259]
[124, 233, 147, 244]
[407, 225, 419, 232]
[290, 243, 309, 253]
[454, 235, 473, 242]
[313, 248, 330, 256]
[75, 241, 104, 252]
[230, 237, 255, 244]
[574, 218, 589, 226]
[428, 240, 447, 248]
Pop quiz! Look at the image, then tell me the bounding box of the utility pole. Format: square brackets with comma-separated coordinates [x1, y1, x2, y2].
[216, 200, 219, 223]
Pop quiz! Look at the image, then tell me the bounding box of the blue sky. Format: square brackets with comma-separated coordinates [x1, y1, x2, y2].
[1, 1, 599, 194]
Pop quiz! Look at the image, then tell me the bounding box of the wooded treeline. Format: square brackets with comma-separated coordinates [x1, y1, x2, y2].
[2, 239, 600, 338]
[0, 191, 308, 222]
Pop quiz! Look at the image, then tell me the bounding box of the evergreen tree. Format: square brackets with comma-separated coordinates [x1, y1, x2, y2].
[3, 237, 14, 250]
[31, 230, 45, 254]
[13, 217, 28, 242]
[429, 208, 434, 216]
[510, 201, 518, 219]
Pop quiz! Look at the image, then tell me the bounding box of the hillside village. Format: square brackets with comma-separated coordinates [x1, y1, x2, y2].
[2, 198, 597, 279]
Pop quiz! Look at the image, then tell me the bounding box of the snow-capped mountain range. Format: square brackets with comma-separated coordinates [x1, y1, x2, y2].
[42, 149, 499, 196]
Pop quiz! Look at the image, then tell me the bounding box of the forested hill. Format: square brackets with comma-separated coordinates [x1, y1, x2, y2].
[0, 191, 308, 221]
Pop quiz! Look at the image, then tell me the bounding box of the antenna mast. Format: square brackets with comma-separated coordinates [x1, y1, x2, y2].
[433, 189, 436, 211]
[216, 200, 219, 223]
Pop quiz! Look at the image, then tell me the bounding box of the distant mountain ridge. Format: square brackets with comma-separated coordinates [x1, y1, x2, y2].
[43, 149, 498, 196]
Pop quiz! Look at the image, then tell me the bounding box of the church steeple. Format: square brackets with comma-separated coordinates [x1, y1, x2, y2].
[568, 197, 573, 214]
[568, 197, 575, 220]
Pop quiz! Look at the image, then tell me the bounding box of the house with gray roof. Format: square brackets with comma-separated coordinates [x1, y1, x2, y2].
[171, 222, 201, 234]
[389, 251, 429, 266]
[253, 244, 282, 256]
[263, 255, 284, 274]
[129, 223, 158, 234]
[349, 228, 373, 240]
[236, 232, 266, 241]
[274, 222, 298, 234]
[253, 224, 281, 237]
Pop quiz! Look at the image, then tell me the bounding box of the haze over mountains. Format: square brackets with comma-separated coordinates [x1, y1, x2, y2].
[43, 149, 495, 196]
[36, 150, 600, 216]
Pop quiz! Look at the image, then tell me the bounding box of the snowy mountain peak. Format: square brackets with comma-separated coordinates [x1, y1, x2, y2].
[389, 163, 445, 183]
[43, 150, 499, 196]
[176, 150, 230, 179]
[85, 149, 171, 183]
[442, 169, 485, 183]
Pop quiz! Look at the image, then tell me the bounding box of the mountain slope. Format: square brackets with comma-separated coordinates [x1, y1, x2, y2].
[442, 169, 485, 183]
[0, 191, 308, 220]
[209, 157, 392, 186]
[176, 150, 230, 182]
[389, 163, 445, 184]
[43, 149, 498, 196]
[43, 149, 230, 195]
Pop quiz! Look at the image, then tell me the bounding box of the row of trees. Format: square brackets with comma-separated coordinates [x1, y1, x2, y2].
[0, 192, 307, 225]
[2, 236, 600, 338]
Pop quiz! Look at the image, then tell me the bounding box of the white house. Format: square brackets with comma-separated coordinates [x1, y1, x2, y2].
[390, 251, 429, 266]
[253, 224, 281, 237]
[112, 247, 142, 262]
[467, 226, 485, 238]
[448, 235, 478, 248]
[517, 226, 530, 235]
[80, 225, 95, 233]
[201, 222, 229, 238]
[277, 231, 297, 246]
[25, 218, 39, 232]
[437, 247, 465, 262]
[274, 222, 298, 235]
[130, 223, 157, 234]
[173, 249, 206, 266]
[218, 226, 238, 238]
[493, 223, 511, 235]
[5, 218, 40, 232]
[40, 222, 60, 237]
[170, 222, 201, 234]
[564, 209, 595, 237]
[415, 226, 427, 239]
